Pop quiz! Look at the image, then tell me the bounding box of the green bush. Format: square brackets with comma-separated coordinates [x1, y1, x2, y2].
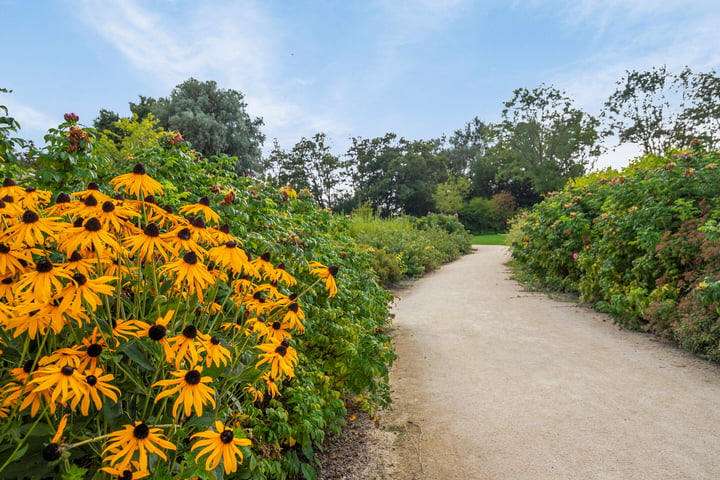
[512, 141, 720, 360]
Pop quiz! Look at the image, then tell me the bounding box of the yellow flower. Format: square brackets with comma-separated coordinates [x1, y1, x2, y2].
[166, 324, 210, 368]
[100, 462, 150, 480]
[191, 421, 252, 474]
[158, 252, 214, 303]
[268, 262, 296, 287]
[4, 210, 65, 248]
[59, 217, 122, 258]
[123, 223, 178, 263]
[152, 366, 216, 418]
[109, 163, 164, 197]
[70, 367, 120, 415]
[58, 273, 116, 316]
[178, 196, 221, 225]
[202, 336, 232, 368]
[97, 199, 140, 233]
[42, 414, 69, 461]
[167, 226, 207, 257]
[14, 259, 72, 304]
[0, 242, 32, 276]
[243, 383, 263, 402]
[308, 261, 339, 297]
[256, 339, 298, 380]
[137, 310, 176, 364]
[262, 373, 281, 398]
[208, 240, 250, 274]
[281, 301, 306, 333]
[30, 357, 85, 406]
[102, 422, 176, 472]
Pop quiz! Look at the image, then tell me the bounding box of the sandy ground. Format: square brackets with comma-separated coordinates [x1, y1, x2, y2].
[319, 245, 720, 480]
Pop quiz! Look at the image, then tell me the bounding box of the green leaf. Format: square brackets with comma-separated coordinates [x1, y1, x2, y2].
[300, 463, 318, 480]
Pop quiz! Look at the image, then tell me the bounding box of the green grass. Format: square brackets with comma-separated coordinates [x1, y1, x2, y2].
[471, 233, 508, 245]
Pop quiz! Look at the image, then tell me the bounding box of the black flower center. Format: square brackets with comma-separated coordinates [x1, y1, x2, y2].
[84, 194, 98, 207]
[277, 263, 286, 271]
[288, 302, 299, 313]
[182, 324, 198, 339]
[56, 192, 71, 204]
[69, 251, 82, 262]
[88, 182, 100, 190]
[289, 293, 298, 301]
[328, 265, 339, 276]
[1, 277, 12, 285]
[271, 321, 281, 330]
[25, 186, 36, 193]
[163, 204, 174, 214]
[84, 218, 101, 232]
[3, 178, 16, 187]
[0, 244, 9, 254]
[225, 240, 237, 248]
[148, 324, 167, 340]
[132, 163, 146, 175]
[198, 196, 210, 206]
[275, 345, 287, 356]
[184, 370, 201, 385]
[177, 228, 191, 241]
[120, 469, 133, 480]
[220, 224, 230, 234]
[183, 251, 198, 265]
[2, 195, 13, 203]
[86, 375, 98, 386]
[23, 360, 36, 373]
[72, 273, 87, 286]
[22, 210, 39, 224]
[61, 365, 74, 376]
[143, 223, 160, 237]
[102, 201, 115, 213]
[132, 423, 150, 439]
[219, 430, 234, 444]
[87, 343, 103, 357]
[144, 195, 156, 204]
[261, 252, 271, 262]
[191, 217, 205, 229]
[36, 259, 53, 273]
[73, 217, 85, 228]
[113, 193, 124, 200]
[42, 443, 62, 461]
[210, 336, 221, 345]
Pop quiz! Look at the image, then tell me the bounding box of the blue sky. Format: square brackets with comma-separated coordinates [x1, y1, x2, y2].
[3, 0, 720, 169]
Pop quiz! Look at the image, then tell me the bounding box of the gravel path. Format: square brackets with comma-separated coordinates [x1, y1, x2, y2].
[380, 245, 720, 480]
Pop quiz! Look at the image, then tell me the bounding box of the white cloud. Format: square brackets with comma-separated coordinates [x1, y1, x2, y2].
[1, 98, 55, 134]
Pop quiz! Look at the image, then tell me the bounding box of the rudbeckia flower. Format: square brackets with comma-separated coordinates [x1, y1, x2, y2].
[166, 324, 210, 368]
[251, 252, 275, 276]
[14, 259, 72, 304]
[262, 373, 281, 398]
[59, 217, 122, 258]
[4, 210, 65, 248]
[202, 336, 232, 368]
[70, 367, 120, 415]
[102, 422, 176, 472]
[208, 240, 250, 274]
[70, 182, 112, 202]
[42, 414, 69, 462]
[4, 304, 56, 339]
[18, 186, 52, 211]
[100, 462, 150, 479]
[97, 199, 139, 234]
[30, 358, 85, 405]
[178, 196, 221, 225]
[268, 263, 296, 287]
[62, 251, 98, 278]
[190, 421, 252, 474]
[0, 178, 25, 200]
[152, 366, 217, 417]
[58, 273, 116, 316]
[282, 302, 306, 333]
[256, 339, 298, 380]
[265, 319, 293, 343]
[109, 163, 164, 198]
[308, 261, 339, 297]
[158, 252, 214, 303]
[123, 222, 178, 263]
[137, 310, 176, 364]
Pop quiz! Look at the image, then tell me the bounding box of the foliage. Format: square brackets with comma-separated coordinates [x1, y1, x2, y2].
[347, 134, 447, 216]
[511, 140, 720, 360]
[264, 133, 349, 209]
[0, 118, 395, 479]
[0, 89, 29, 181]
[602, 66, 720, 153]
[432, 175, 471, 214]
[489, 84, 603, 206]
[457, 193, 518, 234]
[349, 209, 472, 284]
[121, 78, 266, 175]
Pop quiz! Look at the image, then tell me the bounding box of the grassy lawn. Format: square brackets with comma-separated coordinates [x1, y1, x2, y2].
[471, 233, 508, 245]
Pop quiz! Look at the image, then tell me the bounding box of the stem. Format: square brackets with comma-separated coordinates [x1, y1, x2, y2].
[0, 404, 48, 473]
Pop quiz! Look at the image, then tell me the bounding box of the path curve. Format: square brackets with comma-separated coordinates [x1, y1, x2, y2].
[386, 245, 720, 480]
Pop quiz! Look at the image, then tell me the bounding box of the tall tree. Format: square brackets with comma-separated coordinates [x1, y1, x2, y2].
[265, 133, 347, 208]
[490, 84, 602, 205]
[132, 78, 265, 175]
[603, 66, 720, 153]
[348, 134, 447, 216]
